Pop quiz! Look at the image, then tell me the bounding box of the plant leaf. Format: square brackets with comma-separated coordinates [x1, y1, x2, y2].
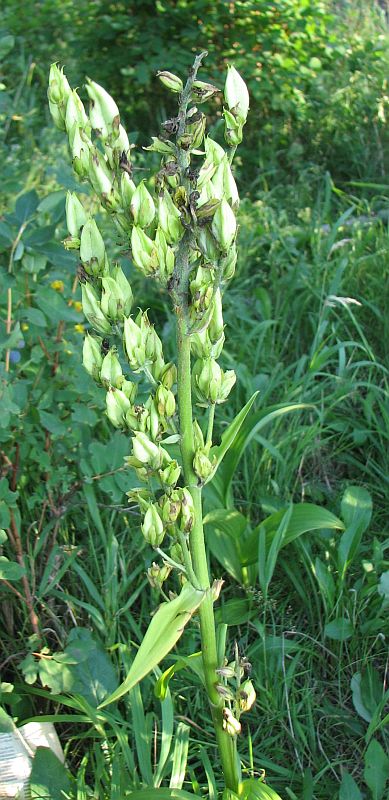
[207, 391, 258, 481]
[338, 486, 372, 579]
[324, 617, 354, 641]
[339, 771, 363, 800]
[154, 653, 204, 701]
[99, 583, 204, 707]
[30, 747, 70, 800]
[239, 777, 283, 800]
[363, 739, 389, 800]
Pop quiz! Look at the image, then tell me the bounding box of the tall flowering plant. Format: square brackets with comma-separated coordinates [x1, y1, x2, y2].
[48, 52, 273, 798]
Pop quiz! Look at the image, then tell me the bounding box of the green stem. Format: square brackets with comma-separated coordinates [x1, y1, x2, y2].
[176, 312, 238, 792]
[206, 403, 216, 449]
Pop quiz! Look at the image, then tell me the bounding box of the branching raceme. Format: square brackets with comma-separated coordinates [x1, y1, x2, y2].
[48, 52, 272, 798]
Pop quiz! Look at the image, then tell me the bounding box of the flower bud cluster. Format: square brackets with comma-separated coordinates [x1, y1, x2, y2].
[129, 484, 195, 550]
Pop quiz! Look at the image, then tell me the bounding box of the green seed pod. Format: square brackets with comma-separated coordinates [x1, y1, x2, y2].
[101, 276, 127, 322]
[88, 149, 116, 204]
[185, 108, 206, 149]
[205, 136, 226, 167]
[155, 384, 176, 417]
[66, 191, 87, 237]
[111, 265, 133, 314]
[130, 182, 155, 228]
[105, 124, 130, 169]
[237, 680, 256, 713]
[80, 219, 107, 276]
[193, 419, 205, 450]
[100, 350, 123, 388]
[179, 488, 195, 533]
[81, 283, 111, 334]
[154, 228, 175, 282]
[142, 503, 165, 547]
[170, 542, 183, 565]
[82, 333, 103, 381]
[222, 244, 237, 283]
[196, 227, 221, 262]
[224, 65, 249, 123]
[106, 386, 131, 428]
[86, 78, 120, 141]
[211, 198, 237, 252]
[156, 70, 183, 93]
[121, 380, 137, 403]
[157, 191, 183, 244]
[131, 226, 158, 275]
[222, 708, 241, 737]
[147, 399, 162, 441]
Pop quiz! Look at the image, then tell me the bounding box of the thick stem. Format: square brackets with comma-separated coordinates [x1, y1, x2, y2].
[176, 313, 238, 791]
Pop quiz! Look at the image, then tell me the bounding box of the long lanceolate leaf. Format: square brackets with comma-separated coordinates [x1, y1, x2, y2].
[98, 583, 204, 708]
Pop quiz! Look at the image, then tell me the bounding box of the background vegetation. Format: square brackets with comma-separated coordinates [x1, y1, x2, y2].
[0, 1, 388, 799]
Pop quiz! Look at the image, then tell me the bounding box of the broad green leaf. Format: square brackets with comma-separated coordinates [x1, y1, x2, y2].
[99, 583, 204, 707]
[207, 392, 258, 482]
[239, 777, 283, 800]
[204, 508, 247, 583]
[339, 771, 362, 800]
[338, 486, 372, 579]
[155, 653, 203, 700]
[363, 739, 389, 800]
[0, 34, 15, 59]
[377, 570, 389, 602]
[30, 747, 70, 800]
[243, 504, 344, 566]
[324, 617, 354, 641]
[15, 190, 39, 223]
[0, 555, 25, 581]
[39, 410, 68, 437]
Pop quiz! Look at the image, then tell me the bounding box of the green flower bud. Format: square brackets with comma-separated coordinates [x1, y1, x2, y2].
[147, 399, 162, 441]
[211, 198, 237, 252]
[142, 503, 165, 547]
[193, 419, 205, 450]
[48, 64, 71, 131]
[156, 70, 183, 93]
[80, 218, 107, 276]
[138, 311, 164, 371]
[157, 191, 183, 244]
[222, 245, 237, 283]
[131, 226, 158, 275]
[125, 403, 149, 433]
[154, 228, 175, 282]
[191, 80, 220, 103]
[123, 316, 146, 371]
[132, 432, 164, 469]
[106, 386, 131, 428]
[120, 172, 136, 209]
[81, 283, 111, 334]
[218, 369, 236, 403]
[237, 680, 256, 713]
[155, 384, 176, 418]
[185, 108, 206, 149]
[223, 109, 244, 146]
[179, 488, 195, 533]
[160, 362, 177, 390]
[111, 265, 133, 314]
[160, 490, 181, 524]
[65, 90, 89, 135]
[88, 148, 120, 210]
[82, 333, 103, 381]
[193, 358, 222, 405]
[147, 561, 172, 588]
[127, 487, 153, 513]
[86, 78, 120, 140]
[196, 198, 221, 222]
[196, 227, 220, 262]
[101, 274, 131, 321]
[144, 137, 175, 155]
[193, 449, 214, 482]
[105, 124, 130, 169]
[222, 708, 241, 737]
[170, 542, 183, 565]
[70, 125, 92, 178]
[158, 459, 181, 488]
[121, 379, 137, 402]
[131, 182, 155, 228]
[66, 191, 87, 237]
[222, 158, 239, 207]
[205, 137, 226, 166]
[100, 350, 123, 388]
[224, 65, 249, 123]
